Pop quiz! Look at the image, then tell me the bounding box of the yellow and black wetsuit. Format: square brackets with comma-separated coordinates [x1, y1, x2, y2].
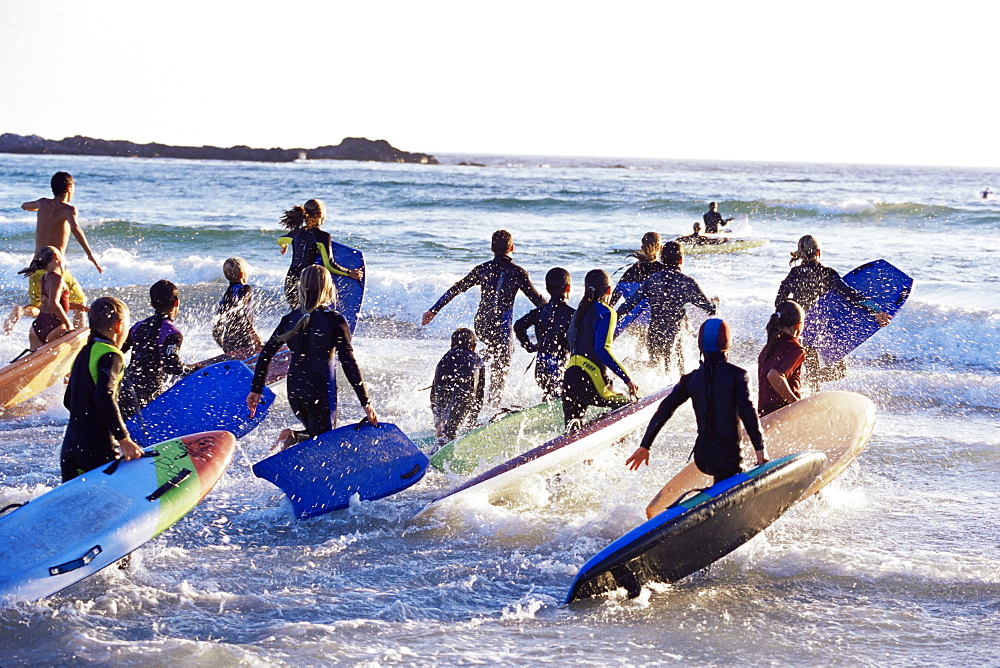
[60, 335, 132, 481]
[562, 302, 633, 426]
[278, 228, 351, 308]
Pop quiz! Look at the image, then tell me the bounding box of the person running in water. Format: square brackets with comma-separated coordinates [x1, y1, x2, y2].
[774, 235, 889, 390]
[212, 257, 263, 356]
[610, 232, 665, 305]
[757, 300, 806, 417]
[626, 319, 768, 518]
[17, 247, 74, 350]
[617, 242, 717, 375]
[431, 327, 485, 446]
[248, 265, 378, 451]
[562, 269, 639, 429]
[514, 267, 575, 401]
[702, 202, 733, 234]
[422, 230, 546, 405]
[277, 199, 362, 309]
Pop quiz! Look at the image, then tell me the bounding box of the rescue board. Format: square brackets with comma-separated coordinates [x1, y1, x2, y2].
[0, 327, 89, 409]
[565, 451, 826, 602]
[678, 237, 768, 254]
[0, 430, 235, 603]
[801, 259, 912, 366]
[127, 361, 274, 447]
[253, 421, 429, 518]
[646, 391, 875, 518]
[418, 385, 673, 516]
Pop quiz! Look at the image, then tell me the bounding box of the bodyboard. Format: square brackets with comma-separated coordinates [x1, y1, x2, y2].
[253, 421, 428, 518]
[566, 451, 826, 603]
[801, 259, 912, 366]
[0, 430, 235, 602]
[128, 361, 274, 446]
[330, 241, 365, 334]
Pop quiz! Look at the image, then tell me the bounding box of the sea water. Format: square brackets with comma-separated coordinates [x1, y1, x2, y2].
[0, 152, 997, 666]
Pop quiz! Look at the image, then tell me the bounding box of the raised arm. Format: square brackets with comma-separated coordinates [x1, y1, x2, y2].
[67, 206, 103, 273]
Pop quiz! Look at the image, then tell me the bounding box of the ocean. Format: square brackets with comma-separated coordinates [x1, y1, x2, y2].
[0, 151, 997, 666]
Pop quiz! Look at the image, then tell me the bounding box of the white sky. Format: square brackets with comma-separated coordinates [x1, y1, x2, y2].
[1, 0, 997, 167]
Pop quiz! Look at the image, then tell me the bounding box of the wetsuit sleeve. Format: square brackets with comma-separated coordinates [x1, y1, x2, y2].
[277, 235, 293, 249]
[429, 265, 482, 314]
[735, 369, 764, 451]
[594, 307, 632, 384]
[617, 280, 646, 320]
[686, 277, 717, 315]
[95, 350, 130, 442]
[638, 380, 690, 450]
[827, 267, 884, 314]
[472, 358, 485, 416]
[162, 331, 185, 376]
[316, 240, 351, 277]
[250, 316, 291, 394]
[332, 316, 371, 407]
[513, 308, 539, 352]
[774, 271, 795, 308]
[518, 267, 547, 307]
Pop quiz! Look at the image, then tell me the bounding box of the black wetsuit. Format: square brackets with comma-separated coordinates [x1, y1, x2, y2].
[562, 302, 633, 425]
[252, 306, 370, 437]
[513, 297, 575, 400]
[638, 353, 764, 482]
[213, 283, 259, 355]
[61, 335, 132, 481]
[428, 255, 545, 403]
[617, 267, 716, 371]
[430, 346, 485, 442]
[121, 312, 185, 419]
[279, 228, 351, 309]
[703, 210, 726, 234]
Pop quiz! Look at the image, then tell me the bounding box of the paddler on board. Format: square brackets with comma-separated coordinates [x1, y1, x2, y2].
[626, 319, 768, 517]
[702, 202, 734, 234]
[774, 235, 889, 391]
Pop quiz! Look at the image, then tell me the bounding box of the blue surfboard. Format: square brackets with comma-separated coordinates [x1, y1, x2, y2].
[127, 361, 274, 447]
[613, 280, 650, 337]
[252, 421, 429, 519]
[565, 451, 826, 603]
[801, 259, 912, 366]
[329, 241, 365, 334]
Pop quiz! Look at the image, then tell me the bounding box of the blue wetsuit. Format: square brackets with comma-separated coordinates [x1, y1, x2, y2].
[562, 302, 633, 425]
[428, 255, 545, 403]
[251, 306, 370, 437]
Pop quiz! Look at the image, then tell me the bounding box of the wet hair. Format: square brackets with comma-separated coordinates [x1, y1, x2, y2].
[571, 269, 611, 329]
[223, 257, 249, 283]
[451, 327, 477, 350]
[51, 172, 73, 196]
[633, 232, 662, 263]
[19, 246, 60, 277]
[491, 229, 513, 255]
[763, 300, 805, 359]
[693, 222, 702, 234]
[279, 199, 326, 231]
[150, 279, 179, 313]
[89, 296, 129, 338]
[544, 267, 571, 297]
[278, 265, 337, 342]
[660, 241, 683, 267]
[708, 202, 717, 210]
[789, 235, 820, 266]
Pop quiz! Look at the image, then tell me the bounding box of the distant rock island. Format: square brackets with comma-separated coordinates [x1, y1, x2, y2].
[0, 133, 438, 164]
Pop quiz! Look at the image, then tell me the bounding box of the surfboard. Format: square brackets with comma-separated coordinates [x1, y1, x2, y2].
[678, 238, 768, 254]
[801, 259, 912, 366]
[252, 421, 429, 518]
[418, 385, 673, 515]
[566, 451, 826, 602]
[0, 327, 89, 409]
[646, 391, 875, 518]
[0, 430, 235, 603]
[127, 361, 274, 447]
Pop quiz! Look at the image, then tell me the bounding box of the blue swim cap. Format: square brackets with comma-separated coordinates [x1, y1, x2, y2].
[699, 318, 731, 353]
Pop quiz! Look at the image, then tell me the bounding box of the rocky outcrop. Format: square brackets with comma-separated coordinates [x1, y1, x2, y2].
[0, 133, 437, 164]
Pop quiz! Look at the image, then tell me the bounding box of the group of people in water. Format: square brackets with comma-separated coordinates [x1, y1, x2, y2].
[6, 171, 890, 492]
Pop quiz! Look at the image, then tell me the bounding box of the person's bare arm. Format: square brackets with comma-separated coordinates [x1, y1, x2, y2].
[67, 206, 103, 273]
[47, 275, 72, 329]
[21, 199, 41, 211]
[767, 368, 799, 404]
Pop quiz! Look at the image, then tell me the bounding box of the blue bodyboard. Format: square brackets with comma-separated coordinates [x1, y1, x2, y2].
[801, 259, 912, 366]
[566, 451, 826, 603]
[613, 280, 650, 337]
[329, 241, 365, 334]
[252, 421, 429, 519]
[127, 361, 274, 447]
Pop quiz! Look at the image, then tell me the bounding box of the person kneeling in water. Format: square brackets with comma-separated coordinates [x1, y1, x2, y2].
[626, 319, 768, 497]
[247, 265, 378, 451]
[562, 269, 639, 430]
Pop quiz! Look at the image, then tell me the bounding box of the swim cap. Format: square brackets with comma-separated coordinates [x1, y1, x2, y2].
[698, 318, 731, 353]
